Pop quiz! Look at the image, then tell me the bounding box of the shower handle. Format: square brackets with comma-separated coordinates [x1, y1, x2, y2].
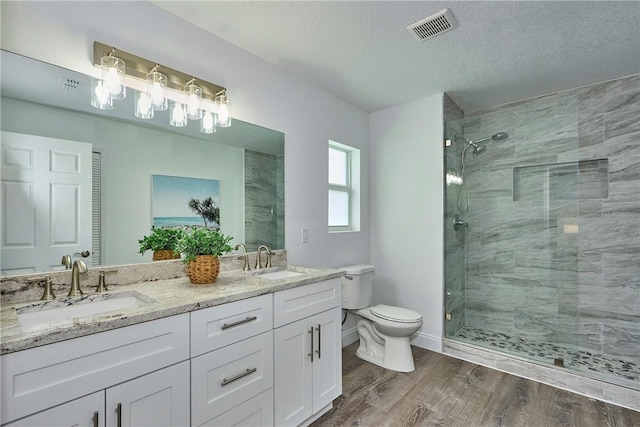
[454, 215, 468, 231]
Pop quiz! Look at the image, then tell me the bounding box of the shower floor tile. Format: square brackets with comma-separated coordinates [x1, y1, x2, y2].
[453, 327, 639, 388]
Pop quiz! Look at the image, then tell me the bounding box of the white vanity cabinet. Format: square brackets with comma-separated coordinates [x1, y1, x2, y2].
[273, 279, 342, 426]
[190, 294, 274, 427]
[1, 314, 190, 426]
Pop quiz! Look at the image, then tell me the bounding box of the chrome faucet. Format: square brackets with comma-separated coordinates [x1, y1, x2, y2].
[255, 245, 273, 270]
[234, 243, 251, 271]
[68, 259, 87, 297]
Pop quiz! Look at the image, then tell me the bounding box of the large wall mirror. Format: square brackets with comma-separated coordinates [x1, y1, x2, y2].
[1, 50, 284, 276]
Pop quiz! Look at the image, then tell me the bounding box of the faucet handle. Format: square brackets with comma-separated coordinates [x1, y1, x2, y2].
[95, 269, 118, 293]
[28, 276, 55, 300]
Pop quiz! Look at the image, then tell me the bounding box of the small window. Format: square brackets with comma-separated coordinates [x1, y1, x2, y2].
[328, 140, 360, 232]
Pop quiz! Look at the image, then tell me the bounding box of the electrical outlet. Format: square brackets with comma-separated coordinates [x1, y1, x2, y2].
[301, 227, 308, 243]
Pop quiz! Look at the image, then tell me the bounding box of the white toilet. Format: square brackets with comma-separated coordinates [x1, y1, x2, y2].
[341, 264, 423, 372]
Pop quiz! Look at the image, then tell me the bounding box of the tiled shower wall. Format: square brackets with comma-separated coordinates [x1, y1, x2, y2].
[444, 74, 639, 360]
[244, 150, 285, 251]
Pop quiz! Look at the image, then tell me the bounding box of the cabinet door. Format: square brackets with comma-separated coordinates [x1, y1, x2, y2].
[5, 391, 104, 427]
[274, 318, 313, 426]
[312, 307, 342, 412]
[105, 361, 190, 427]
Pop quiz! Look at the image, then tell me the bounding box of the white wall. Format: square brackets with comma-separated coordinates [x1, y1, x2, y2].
[369, 94, 445, 352]
[2, 98, 245, 266]
[2, 2, 447, 353]
[0, 1, 370, 269]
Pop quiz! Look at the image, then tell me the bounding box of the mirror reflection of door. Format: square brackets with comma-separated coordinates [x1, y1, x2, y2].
[1, 132, 92, 274]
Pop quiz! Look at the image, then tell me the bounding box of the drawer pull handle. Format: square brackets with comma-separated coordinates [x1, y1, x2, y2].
[93, 411, 99, 427]
[116, 403, 122, 427]
[221, 316, 258, 330]
[221, 367, 258, 386]
[316, 324, 322, 359]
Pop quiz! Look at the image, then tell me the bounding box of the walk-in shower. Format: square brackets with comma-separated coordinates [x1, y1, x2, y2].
[442, 75, 640, 402]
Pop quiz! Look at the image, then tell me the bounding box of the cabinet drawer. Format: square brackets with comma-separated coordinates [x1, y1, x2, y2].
[201, 388, 273, 427]
[1, 313, 189, 425]
[191, 294, 273, 357]
[191, 331, 273, 426]
[273, 279, 341, 327]
[4, 391, 104, 427]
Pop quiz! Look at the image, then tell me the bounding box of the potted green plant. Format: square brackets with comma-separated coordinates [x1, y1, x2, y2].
[176, 226, 233, 284]
[138, 227, 184, 261]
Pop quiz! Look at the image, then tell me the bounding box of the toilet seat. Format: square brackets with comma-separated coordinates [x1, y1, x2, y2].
[370, 304, 421, 323]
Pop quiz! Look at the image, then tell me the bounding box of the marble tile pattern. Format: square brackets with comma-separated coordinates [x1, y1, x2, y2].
[0, 256, 345, 355]
[444, 75, 640, 387]
[244, 150, 285, 251]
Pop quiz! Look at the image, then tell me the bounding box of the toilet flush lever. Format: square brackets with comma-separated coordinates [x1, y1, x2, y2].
[344, 275, 353, 280]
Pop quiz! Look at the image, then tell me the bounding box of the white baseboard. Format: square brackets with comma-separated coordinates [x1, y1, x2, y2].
[342, 326, 358, 347]
[410, 332, 443, 353]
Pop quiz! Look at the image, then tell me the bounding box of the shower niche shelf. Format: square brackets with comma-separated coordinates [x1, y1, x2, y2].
[513, 159, 609, 202]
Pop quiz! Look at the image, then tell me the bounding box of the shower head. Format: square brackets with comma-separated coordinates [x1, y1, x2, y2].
[474, 132, 509, 144]
[472, 144, 486, 157]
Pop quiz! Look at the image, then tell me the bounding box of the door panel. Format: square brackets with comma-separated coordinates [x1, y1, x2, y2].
[1, 132, 92, 274]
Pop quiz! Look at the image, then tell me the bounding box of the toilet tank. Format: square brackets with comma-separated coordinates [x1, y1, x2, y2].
[340, 264, 375, 309]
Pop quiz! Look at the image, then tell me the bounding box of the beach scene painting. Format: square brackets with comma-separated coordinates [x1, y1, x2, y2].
[152, 175, 221, 229]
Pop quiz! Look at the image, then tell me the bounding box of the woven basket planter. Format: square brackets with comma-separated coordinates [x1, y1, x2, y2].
[186, 255, 220, 284]
[152, 249, 180, 261]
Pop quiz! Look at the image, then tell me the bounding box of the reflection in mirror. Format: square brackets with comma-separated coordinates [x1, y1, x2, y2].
[0, 50, 284, 275]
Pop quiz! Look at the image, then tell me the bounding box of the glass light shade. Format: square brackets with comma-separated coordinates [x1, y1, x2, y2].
[100, 56, 126, 100]
[91, 79, 113, 110]
[200, 110, 217, 134]
[170, 102, 187, 127]
[134, 91, 154, 119]
[184, 83, 203, 120]
[146, 71, 168, 111]
[215, 93, 231, 127]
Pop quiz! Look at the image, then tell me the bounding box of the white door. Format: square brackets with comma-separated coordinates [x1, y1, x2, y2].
[105, 361, 190, 427]
[312, 307, 342, 411]
[1, 131, 92, 274]
[4, 391, 104, 427]
[274, 318, 314, 426]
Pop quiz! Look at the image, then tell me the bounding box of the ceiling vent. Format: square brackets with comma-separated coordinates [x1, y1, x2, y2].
[407, 9, 457, 41]
[62, 76, 81, 91]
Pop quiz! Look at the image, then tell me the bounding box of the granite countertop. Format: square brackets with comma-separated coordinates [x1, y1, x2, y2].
[1, 265, 345, 355]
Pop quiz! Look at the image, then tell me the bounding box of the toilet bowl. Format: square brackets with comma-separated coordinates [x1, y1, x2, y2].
[341, 265, 423, 372]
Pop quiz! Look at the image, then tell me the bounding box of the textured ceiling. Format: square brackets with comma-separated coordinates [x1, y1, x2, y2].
[152, 1, 640, 113]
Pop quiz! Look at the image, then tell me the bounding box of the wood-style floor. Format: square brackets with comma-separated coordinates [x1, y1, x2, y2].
[311, 342, 640, 427]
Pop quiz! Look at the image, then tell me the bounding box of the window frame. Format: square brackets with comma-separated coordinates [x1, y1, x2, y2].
[328, 142, 353, 232]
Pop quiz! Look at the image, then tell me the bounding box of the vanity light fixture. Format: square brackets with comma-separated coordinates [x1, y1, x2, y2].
[215, 89, 231, 127]
[91, 78, 113, 110]
[99, 48, 126, 100]
[170, 101, 188, 127]
[91, 41, 230, 132]
[200, 110, 217, 134]
[134, 91, 154, 119]
[184, 79, 203, 120]
[146, 66, 168, 111]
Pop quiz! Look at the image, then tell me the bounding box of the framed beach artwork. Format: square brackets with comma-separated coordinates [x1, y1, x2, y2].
[152, 175, 221, 229]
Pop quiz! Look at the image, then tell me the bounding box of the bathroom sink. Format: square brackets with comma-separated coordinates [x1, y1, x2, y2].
[16, 291, 154, 328]
[251, 266, 307, 280]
